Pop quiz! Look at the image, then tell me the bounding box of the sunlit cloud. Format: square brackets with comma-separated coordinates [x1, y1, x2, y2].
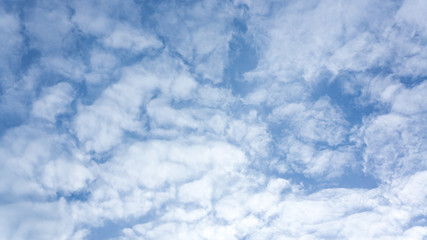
[0, 0, 426, 239]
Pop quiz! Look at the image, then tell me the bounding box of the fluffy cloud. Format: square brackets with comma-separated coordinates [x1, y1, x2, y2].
[116, 173, 427, 239]
[0, 0, 426, 239]
[102, 25, 162, 52]
[0, 199, 77, 240]
[31, 82, 75, 122]
[0, 125, 92, 199]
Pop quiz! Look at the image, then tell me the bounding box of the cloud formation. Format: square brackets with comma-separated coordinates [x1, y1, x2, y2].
[0, 0, 426, 239]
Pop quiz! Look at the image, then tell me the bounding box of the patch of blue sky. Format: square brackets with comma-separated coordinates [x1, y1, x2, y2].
[60, 190, 91, 202]
[399, 75, 427, 88]
[268, 169, 319, 192]
[267, 158, 378, 192]
[408, 215, 427, 228]
[19, 48, 41, 73]
[313, 71, 379, 125]
[123, 130, 149, 143]
[107, 44, 164, 67]
[33, 73, 71, 95]
[60, 29, 95, 56]
[335, 167, 378, 189]
[79, 81, 121, 107]
[0, 110, 27, 136]
[89, 150, 114, 164]
[1, 0, 32, 13]
[222, 31, 258, 96]
[217, 15, 258, 90]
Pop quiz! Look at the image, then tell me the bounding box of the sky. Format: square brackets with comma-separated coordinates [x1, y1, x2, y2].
[0, 0, 426, 239]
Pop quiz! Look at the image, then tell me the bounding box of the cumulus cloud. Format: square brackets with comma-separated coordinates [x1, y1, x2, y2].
[0, 0, 426, 239]
[31, 82, 75, 122]
[102, 25, 162, 51]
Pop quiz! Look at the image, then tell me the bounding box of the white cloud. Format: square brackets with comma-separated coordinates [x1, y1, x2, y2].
[392, 171, 427, 208]
[70, 0, 140, 36]
[225, 116, 270, 157]
[31, 82, 75, 122]
[360, 79, 427, 182]
[2, 0, 427, 239]
[74, 53, 201, 152]
[327, 32, 389, 74]
[268, 96, 349, 145]
[41, 158, 93, 193]
[0, 10, 21, 59]
[147, 98, 200, 131]
[395, 0, 427, 34]
[74, 64, 156, 152]
[40, 56, 87, 81]
[101, 140, 247, 190]
[391, 81, 427, 115]
[178, 175, 213, 208]
[89, 50, 117, 71]
[66, 138, 248, 228]
[116, 174, 426, 239]
[0, 125, 92, 199]
[400, 226, 427, 240]
[195, 85, 235, 107]
[0, 199, 76, 240]
[169, 73, 198, 100]
[24, 0, 74, 53]
[102, 25, 162, 51]
[85, 49, 118, 83]
[284, 139, 354, 177]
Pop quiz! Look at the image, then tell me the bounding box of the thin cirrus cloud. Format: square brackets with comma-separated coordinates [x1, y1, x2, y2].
[0, 0, 426, 239]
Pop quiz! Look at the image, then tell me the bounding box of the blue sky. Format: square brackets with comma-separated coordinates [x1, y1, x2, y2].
[0, 0, 427, 239]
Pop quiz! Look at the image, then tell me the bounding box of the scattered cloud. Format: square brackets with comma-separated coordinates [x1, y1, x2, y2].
[0, 0, 426, 239]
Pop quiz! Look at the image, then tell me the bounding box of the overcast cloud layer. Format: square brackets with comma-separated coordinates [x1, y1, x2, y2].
[1, 0, 427, 239]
